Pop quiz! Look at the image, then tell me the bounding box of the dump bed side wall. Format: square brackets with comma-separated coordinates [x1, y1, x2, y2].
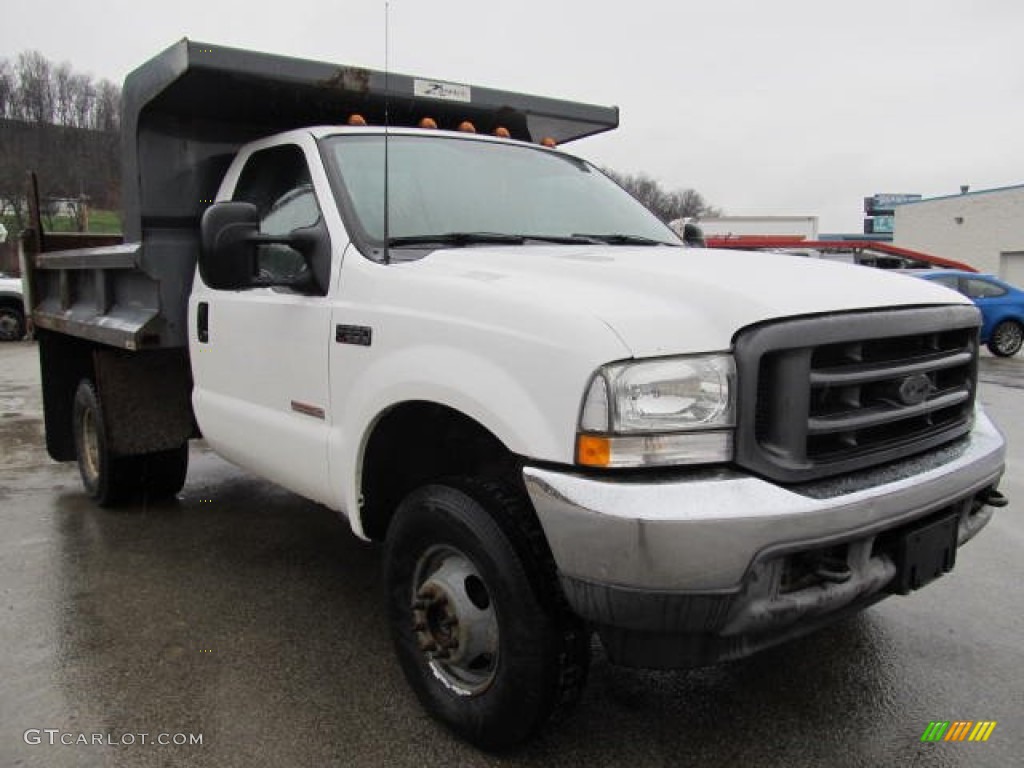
[25, 216, 197, 462]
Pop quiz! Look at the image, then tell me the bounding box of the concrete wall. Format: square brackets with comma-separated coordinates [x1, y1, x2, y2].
[894, 186, 1024, 281]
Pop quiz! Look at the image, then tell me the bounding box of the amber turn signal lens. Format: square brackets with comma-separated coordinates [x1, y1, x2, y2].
[576, 435, 611, 467]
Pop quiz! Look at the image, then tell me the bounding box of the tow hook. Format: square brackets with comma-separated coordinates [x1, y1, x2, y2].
[980, 488, 1009, 508]
[813, 556, 852, 584]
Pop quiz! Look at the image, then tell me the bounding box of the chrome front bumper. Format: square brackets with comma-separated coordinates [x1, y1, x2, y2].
[524, 410, 1005, 668]
[525, 410, 1004, 593]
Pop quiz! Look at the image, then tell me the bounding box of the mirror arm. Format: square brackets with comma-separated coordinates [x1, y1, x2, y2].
[246, 230, 320, 256]
[246, 232, 298, 248]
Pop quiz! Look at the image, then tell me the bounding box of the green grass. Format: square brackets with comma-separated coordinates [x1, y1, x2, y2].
[43, 209, 122, 234]
[1, 209, 122, 236]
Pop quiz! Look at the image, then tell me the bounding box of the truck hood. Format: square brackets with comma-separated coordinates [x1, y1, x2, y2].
[411, 245, 973, 357]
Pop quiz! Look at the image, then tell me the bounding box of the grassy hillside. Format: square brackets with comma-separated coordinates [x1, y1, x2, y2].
[1, 209, 121, 237]
[44, 209, 121, 234]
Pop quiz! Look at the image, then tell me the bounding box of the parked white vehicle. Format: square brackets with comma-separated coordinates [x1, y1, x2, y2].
[25, 41, 1007, 749]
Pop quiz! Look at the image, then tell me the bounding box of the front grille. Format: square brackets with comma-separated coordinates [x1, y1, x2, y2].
[735, 306, 979, 483]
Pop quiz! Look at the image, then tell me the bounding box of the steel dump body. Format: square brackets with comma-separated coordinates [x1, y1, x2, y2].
[26, 39, 619, 350]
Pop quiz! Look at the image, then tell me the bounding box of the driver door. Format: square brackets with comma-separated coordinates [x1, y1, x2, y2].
[191, 142, 335, 504]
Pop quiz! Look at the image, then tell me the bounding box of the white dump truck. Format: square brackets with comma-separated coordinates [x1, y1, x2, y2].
[23, 40, 1006, 749]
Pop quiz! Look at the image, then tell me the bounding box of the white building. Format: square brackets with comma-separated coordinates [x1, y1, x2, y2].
[893, 185, 1024, 283]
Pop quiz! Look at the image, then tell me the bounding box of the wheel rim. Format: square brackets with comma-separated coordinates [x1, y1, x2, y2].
[80, 405, 101, 484]
[994, 322, 1023, 355]
[411, 545, 499, 697]
[0, 310, 19, 341]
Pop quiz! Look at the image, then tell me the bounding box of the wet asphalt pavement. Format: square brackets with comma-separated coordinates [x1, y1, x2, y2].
[1, 340, 1021, 767]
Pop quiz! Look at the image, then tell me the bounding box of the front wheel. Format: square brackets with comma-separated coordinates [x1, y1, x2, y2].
[988, 319, 1023, 357]
[384, 479, 590, 750]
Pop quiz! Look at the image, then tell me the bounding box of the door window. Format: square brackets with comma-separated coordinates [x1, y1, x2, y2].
[233, 145, 323, 287]
[963, 278, 1006, 299]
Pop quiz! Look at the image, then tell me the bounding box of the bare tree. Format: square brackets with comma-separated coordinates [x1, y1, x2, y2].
[0, 51, 120, 130]
[53, 61, 77, 126]
[603, 169, 721, 223]
[71, 73, 96, 128]
[14, 51, 55, 123]
[0, 61, 13, 119]
[93, 80, 120, 132]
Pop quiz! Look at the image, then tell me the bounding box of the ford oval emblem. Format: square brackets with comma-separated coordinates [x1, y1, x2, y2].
[898, 373, 932, 406]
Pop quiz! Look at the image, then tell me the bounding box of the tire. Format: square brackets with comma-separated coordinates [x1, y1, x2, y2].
[0, 304, 25, 342]
[73, 379, 134, 506]
[137, 444, 189, 500]
[72, 380, 189, 505]
[987, 319, 1023, 357]
[384, 478, 590, 750]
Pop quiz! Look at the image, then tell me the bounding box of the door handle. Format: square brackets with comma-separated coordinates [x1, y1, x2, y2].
[197, 302, 209, 343]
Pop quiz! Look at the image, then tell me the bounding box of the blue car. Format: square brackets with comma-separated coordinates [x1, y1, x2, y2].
[915, 270, 1024, 357]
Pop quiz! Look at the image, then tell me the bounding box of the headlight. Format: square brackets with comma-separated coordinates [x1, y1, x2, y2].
[577, 354, 735, 468]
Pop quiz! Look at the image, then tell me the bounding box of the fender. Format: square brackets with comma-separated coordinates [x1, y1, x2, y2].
[327, 340, 619, 536]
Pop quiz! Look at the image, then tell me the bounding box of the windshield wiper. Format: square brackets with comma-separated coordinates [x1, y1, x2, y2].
[520, 234, 604, 245]
[571, 233, 672, 246]
[387, 232, 526, 247]
[386, 231, 673, 249]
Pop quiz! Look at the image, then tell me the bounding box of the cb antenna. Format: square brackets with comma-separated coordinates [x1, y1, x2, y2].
[383, 1, 391, 265]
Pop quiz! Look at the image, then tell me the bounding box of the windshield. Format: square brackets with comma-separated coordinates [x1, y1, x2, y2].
[320, 134, 681, 254]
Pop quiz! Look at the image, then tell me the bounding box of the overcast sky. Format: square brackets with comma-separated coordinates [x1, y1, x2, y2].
[4, 0, 1022, 233]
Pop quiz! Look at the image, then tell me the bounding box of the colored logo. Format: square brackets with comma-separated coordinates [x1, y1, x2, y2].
[921, 721, 997, 742]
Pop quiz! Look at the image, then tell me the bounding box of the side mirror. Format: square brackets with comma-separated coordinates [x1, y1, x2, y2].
[199, 202, 259, 290]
